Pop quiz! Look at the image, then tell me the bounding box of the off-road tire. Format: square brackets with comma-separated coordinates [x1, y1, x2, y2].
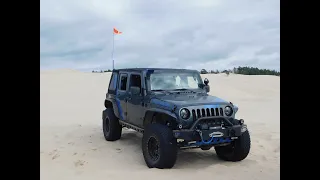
[200, 145, 212, 150]
[142, 124, 178, 169]
[103, 108, 122, 141]
[214, 130, 251, 161]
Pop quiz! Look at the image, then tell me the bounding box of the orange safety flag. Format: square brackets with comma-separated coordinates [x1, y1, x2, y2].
[113, 27, 122, 34]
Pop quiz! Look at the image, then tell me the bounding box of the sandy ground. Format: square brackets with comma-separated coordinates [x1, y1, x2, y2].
[40, 69, 280, 180]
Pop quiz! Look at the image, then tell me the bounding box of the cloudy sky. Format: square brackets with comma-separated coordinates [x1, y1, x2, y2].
[40, 0, 280, 71]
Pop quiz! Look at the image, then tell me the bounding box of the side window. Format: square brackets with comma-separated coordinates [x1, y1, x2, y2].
[119, 74, 128, 91]
[108, 73, 118, 90]
[130, 74, 142, 88]
[130, 74, 142, 94]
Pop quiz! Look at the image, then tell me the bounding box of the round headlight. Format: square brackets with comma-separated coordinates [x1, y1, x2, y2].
[180, 108, 190, 120]
[224, 106, 233, 116]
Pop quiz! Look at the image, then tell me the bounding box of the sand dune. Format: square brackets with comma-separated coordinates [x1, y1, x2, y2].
[40, 70, 280, 180]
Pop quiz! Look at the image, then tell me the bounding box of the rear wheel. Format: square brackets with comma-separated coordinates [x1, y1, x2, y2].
[215, 130, 251, 161]
[142, 123, 178, 169]
[103, 108, 122, 141]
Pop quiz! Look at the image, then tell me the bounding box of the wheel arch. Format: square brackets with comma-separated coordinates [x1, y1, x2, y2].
[104, 98, 121, 119]
[143, 108, 178, 128]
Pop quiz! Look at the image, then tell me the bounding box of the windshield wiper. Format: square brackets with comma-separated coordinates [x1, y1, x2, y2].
[172, 88, 196, 93]
[173, 88, 188, 91]
[151, 89, 173, 94]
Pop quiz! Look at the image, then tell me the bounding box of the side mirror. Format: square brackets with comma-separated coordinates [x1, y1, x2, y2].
[204, 85, 210, 93]
[130, 86, 141, 95]
[203, 78, 210, 93]
[204, 78, 209, 85]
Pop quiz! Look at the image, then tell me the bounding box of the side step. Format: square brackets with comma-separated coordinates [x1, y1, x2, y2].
[119, 121, 144, 133]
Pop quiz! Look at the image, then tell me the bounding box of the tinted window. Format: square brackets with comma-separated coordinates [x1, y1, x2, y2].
[120, 74, 128, 91]
[130, 74, 141, 88]
[108, 73, 118, 90]
[129, 74, 142, 94]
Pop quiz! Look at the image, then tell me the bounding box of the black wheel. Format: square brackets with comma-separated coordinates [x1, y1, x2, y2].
[200, 145, 212, 151]
[103, 108, 122, 141]
[214, 130, 251, 161]
[142, 124, 178, 169]
[147, 136, 160, 161]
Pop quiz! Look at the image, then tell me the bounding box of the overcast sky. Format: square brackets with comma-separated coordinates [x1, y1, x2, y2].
[40, 0, 280, 71]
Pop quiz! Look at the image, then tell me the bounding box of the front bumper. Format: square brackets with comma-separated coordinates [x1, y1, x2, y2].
[173, 125, 246, 141]
[173, 117, 247, 147]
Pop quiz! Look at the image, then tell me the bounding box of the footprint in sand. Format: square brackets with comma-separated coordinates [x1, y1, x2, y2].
[274, 146, 280, 153]
[258, 144, 265, 149]
[48, 149, 58, 155]
[260, 156, 267, 161]
[74, 160, 87, 167]
[116, 148, 122, 153]
[48, 149, 60, 160]
[52, 153, 60, 160]
[68, 142, 75, 145]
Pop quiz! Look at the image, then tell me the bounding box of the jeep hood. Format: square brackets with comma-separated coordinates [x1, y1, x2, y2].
[153, 93, 230, 107]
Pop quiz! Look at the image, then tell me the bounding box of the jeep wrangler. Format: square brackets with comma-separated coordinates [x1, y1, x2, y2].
[102, 68, 250, 169]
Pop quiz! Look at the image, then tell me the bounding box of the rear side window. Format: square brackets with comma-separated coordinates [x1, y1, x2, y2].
[108, 73, 118, 90]
[119, 74, 128, 91]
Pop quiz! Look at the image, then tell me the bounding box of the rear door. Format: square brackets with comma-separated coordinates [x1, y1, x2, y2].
[116, 73, 129, 121]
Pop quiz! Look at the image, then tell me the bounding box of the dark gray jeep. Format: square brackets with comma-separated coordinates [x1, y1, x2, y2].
[102, 68, 250, 169]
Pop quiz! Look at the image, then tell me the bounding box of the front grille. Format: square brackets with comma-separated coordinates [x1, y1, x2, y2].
[196, 118, 226, 130]
[191, 107, 224, 121]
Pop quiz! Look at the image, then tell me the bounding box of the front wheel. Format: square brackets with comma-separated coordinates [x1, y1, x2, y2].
[214, 130, 251, 161]
[200, 145, 212, 150]
[142, 124, 178, 169]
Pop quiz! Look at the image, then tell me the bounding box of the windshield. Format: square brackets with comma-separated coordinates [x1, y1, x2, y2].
[148, 71, 203, 91]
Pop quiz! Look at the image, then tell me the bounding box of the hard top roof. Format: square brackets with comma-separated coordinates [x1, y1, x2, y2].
[114, 68, 198, 73]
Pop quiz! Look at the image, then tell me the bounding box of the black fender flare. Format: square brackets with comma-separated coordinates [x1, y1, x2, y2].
[104, 98, 122, 119]
[143, 108, 178, 127]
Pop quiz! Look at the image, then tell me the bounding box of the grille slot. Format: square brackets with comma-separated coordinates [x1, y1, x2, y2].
[206, 108, 210, 116]
[201, 109, 206, 117]
[191, 107, 224, 120]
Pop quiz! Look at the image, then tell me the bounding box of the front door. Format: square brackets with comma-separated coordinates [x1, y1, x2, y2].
[126, 73, 145, 126]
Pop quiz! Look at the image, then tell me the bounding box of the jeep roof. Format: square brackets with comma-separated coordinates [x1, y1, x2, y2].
[113, 68, 199, 73]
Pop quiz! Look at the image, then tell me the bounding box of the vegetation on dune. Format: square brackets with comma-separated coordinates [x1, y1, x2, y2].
[92, 69, 112, 73]
[92, 66, 280, 76]
[200, 66, 280, 76]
